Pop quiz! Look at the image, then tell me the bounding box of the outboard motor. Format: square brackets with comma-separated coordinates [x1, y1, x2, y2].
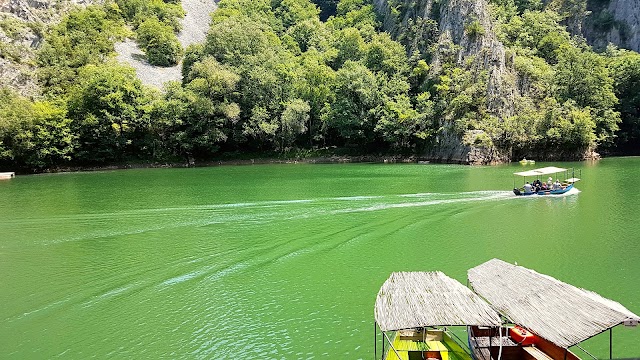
[513, 188, 521, 196]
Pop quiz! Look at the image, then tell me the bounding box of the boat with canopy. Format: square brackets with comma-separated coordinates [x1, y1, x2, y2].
[467, 259, 639, 360]
[512, 166, 581, 196]
[374, 271, 502, 360]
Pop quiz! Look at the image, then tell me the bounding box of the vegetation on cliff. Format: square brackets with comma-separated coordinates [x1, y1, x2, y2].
[0, 0, 639, 171]
[489, 0, 640, 155]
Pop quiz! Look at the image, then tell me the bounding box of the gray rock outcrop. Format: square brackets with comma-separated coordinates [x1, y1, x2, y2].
[373, 0, 514, 164]
[584, 0, 640, 52]
[0, 0, 102, 97]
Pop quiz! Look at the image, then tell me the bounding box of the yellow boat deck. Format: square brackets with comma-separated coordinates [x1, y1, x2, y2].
[384, 330, 472, 360]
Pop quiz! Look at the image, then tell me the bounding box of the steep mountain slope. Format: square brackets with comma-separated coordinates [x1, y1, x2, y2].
[583, 0, 640, 52]
[0, 0, 217, 95]
[0, 0, 98, 96]
[373, 0, 517, 163]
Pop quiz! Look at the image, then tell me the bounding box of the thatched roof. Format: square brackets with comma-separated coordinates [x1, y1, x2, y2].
[374, 271, 502, 332]
[468, 259, 640, 348]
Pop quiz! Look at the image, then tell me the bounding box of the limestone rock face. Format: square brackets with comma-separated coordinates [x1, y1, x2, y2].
[0, 0, 101, 97]
[584, 0, 640, 52]
[373, 0, 515, 164]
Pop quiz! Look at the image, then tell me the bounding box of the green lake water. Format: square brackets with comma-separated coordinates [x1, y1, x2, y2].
[0, 158, 638, 358]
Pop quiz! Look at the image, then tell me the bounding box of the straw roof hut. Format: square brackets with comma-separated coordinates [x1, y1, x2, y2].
[374, 271, 501, 332]
[468, 259, 640, 349]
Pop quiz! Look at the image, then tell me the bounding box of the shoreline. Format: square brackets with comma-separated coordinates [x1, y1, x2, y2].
[10, 153, 628, 175]
[31, 155, 423, 175]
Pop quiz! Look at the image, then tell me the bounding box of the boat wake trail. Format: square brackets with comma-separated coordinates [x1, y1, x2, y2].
[1, 190, 518, 321]
[332, 191, 513, 214]
[11, 190, 514, 246]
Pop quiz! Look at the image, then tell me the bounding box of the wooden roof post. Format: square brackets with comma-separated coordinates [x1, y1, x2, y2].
[383, 331, 402, 360]
[610, 327, 612, 359]
[381, 329, 385, 360]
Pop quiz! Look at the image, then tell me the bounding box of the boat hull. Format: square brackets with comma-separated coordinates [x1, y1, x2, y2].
[468, 326, 580, 360]
[0, 172, 15, 180]
[513, 183, 574, 196]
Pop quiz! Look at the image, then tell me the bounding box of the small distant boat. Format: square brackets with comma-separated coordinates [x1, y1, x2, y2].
[0, 172, 15, 180]
[519, 158, 535, 165]
[512, 166, 580, 196]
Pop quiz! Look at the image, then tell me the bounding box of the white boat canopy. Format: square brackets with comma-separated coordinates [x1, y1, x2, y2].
[374, 271, 501, 332]
[565, 177, 581, 183]
[513, 166, 567, 177]
[468, 259, 640, 349]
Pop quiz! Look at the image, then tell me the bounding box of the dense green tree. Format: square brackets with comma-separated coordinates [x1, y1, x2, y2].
[555, 45, 619, 144]
[182, 44, 205, 81]
[332, 27, 366, 68]
[67, 62, 153, 163]
[214, 0, 282, 31]
[374, 93, 432, 151]
[37, 5, 129, 95]
[116, 0, 184, 31]
[274, 0, 321, 29]
[328, 0, 378, 31]
[3, 0, 634, 171]
[238, 53, 299, 147]
[185, 56, 240, 100]
[607, 49, 640, 152]
[136, 17, 183, 66]
[541, 100, 597, 152]
[322, 60, 381, 145]
[0, 89, 75, 170]
[287, 18, 332, 53]
[204, 15, 281, 67]
[278, 99, 311, 150]
[500, 10, 570, 63]
[295, 50, 337, 143]
[365, 33, 410, 77]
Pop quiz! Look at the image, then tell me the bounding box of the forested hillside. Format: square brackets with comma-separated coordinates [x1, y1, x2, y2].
[0, 0, 639, 172]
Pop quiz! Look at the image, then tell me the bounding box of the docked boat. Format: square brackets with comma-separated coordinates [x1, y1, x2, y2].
[374, 271, 502, 360]
[467, 259, 639, 360]
[512, 166, 581, 196]
[0, 172, 15, 180]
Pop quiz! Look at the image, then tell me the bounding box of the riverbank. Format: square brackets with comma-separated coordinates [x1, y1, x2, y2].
[6, 149, 613, 175]
[22, 154, 425, 175]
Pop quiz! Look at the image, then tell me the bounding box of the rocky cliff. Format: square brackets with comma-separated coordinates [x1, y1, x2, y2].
[373, 0, 516, 164]
[583, 0, 640, 52]
[0, 0, 100, 97]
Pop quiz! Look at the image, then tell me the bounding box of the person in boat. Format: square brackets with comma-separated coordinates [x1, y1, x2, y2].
[524, 181, 533, 194]
[533, 179, 542, 192]
[554, 179, 562, 190]
[541, 181, 548, 191]
[547, 177, 553, 187]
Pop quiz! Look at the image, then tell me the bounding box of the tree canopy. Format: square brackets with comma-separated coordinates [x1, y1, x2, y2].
[1, 0, 639, 171]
